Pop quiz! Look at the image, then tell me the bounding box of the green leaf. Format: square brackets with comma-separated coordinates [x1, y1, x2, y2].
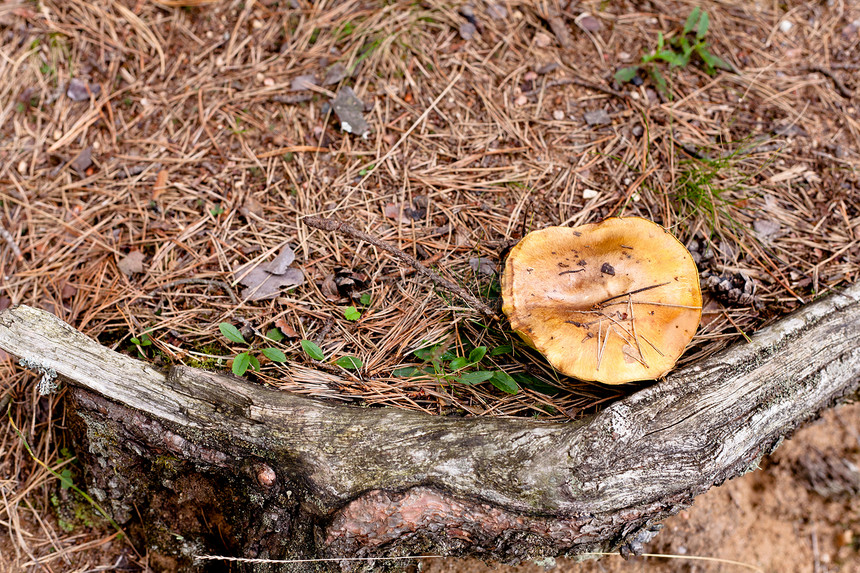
[413, 345, 440, 361]
[392, 366, 422, 377]
[656, 49, 687, 67]
[359, 292, 371, 306]
[696, 11, 709, 40]
[219, 323, 246, 345]
[261, 347, 287, 362]
[449, 356, 468, 370]
[511, 373, 564, 395]
[490, 371, 519, 395]
[468, 346, 487, 364]
[300, 339, 325, 361]
[649, 67, 672, 100]
[232, 352, 251, 376]
[130, 337, 140, 345]
[248, 354, 261, 372]
[139, 334, 152, 346]
[614, 66, 639, 83]
[683, 7, 701, 35]
[678, 36, 693, 57]
[696, 46, 732, 73]
[657, 32, 664, 50]
[266, 328, 285, 342]
[335, 355, 363, 370]
[344, 306, 361, 321]
[490, 344, 513, 356]
[456, 370, 495, 385]
[59, 468, 73, 490]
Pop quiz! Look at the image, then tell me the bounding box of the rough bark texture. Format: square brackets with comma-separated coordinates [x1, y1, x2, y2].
[0, 282, 858, 571]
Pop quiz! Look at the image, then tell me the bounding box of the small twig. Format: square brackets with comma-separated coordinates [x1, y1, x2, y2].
[148, 278, 239, 305]
[0, 222, 23, 261]
[805, 66, 853, 99]
[304, 216, 498, 319]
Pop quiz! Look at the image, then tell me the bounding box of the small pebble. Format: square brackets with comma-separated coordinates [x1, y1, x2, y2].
[779, 20, 793, 33]
[583, 189, 599, 199]
[263, 77, 274, 87]
[534, 32, 552, 48]
[459, 22, 476, 41]
[584, 109, 611, 126]
[524, 71, 537, 81]
[17, 160, 27, 175]
[552, 110, 565, 120]
[252, 19, 263, 29]
[487, 3, 506, 20]
[515, 95, 528, 106]
[577, 13, 602, 32]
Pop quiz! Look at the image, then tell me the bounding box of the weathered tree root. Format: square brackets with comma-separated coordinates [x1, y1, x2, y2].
[0, 282, 858, 570]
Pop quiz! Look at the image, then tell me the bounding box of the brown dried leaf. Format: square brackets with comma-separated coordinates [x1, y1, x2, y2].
[235, 246, 304, 301]
[384, 203, 412, 224]
[152, 169, 168, 200]
[239, 195, 265, 219]
[321, 273, 341, 301]
[118, 251, 145, 276]
[274, 318, 300, 339]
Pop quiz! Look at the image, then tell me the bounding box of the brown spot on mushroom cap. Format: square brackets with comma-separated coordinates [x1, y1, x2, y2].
[501, 217, 702, 384]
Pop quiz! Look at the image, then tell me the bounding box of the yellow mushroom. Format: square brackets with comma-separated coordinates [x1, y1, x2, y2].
[501, 217, 702, 384]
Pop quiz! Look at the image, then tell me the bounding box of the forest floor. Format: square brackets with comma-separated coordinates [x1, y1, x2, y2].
[0, 0, 858, 571]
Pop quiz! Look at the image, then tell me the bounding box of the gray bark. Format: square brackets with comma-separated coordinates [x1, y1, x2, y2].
[0, 282, 858, 571]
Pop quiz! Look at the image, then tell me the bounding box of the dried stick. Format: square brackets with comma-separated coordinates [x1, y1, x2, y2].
[0, 222, 22, 261]
[304, 216, 498, 319]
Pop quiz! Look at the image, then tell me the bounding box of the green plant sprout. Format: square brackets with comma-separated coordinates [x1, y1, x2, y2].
[219, 322, 287, 376]
[393, 342, 520, 395]
[129, 329, 153, 358]
[670, 138, 771, 235]
[615, 8, 731, 100]
[344, 306, 361, 321]
[300, 339, 364, 370]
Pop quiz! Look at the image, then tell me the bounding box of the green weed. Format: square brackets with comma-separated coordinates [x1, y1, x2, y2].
[615, 8, 731, 100]
[219, 322, 287, 376]
[393, 342, 519, 395]
[299, 339, 363, 370]
[671, 152, 747, 235]
[128, 329, 154, 358]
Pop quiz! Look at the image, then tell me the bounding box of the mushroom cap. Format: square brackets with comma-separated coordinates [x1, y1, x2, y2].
[501, 217, 702, 384]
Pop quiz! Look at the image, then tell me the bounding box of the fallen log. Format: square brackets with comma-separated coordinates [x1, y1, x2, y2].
[0, 282, 858, 571]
